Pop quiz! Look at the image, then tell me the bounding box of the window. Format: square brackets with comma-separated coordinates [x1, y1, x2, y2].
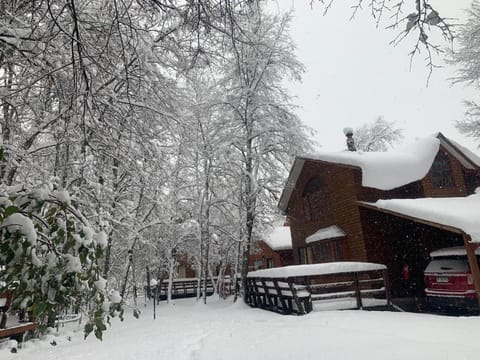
[302, 177, 330, 222]
[430, 151, 454, 188]
[309, 239, 344, 263]
[254, 260, 263, 270]
[267, 258, 274, 268]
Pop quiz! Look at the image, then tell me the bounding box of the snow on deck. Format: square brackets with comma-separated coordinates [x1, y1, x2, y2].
[306, 225, 346, 244]
[263, 226, 292, 251]
[367, 191, 480, 242]
[302, 134, 439, 190]
[247, 262, 386, 278]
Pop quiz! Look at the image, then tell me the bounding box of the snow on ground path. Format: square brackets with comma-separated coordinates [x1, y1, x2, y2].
[3, 297, 480, 360]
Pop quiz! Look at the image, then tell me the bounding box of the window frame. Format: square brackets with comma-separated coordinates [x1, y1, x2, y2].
[308, 238, 344, 263]
[430, 151, 455, 189]
[302, 177, 331, 222]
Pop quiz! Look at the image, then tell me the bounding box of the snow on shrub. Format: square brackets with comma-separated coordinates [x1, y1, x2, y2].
[0, 185, 123, 340]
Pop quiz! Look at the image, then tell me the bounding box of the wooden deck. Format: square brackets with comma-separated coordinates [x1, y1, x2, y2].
[246, 264, 391, 315]
[1, 292, 37, 342]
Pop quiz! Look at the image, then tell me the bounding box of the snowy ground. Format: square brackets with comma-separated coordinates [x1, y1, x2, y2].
[2, 296, 480, 360]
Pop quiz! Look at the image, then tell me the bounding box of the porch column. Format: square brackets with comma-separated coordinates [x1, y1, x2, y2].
[463, 233, 480, 305]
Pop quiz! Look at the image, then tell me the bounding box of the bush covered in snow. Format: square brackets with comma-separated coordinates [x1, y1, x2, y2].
[0, 185, 123, 340]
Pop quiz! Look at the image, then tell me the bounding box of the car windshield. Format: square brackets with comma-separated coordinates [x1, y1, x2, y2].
[425, 257, 470, 273]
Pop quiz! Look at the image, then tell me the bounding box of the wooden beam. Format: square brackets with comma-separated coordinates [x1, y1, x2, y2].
[463, 233, 480, 306]
[0, 322, 37, 339]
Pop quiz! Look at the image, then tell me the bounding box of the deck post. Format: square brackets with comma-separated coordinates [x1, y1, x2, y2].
[245, 278, 254, 306]
[382, 269, 392, 306]
[252, 279, 263, 307]
[463, 233, 480, 306]
[273, 279, 288, 313]
[353, 272, 363, 310]
[261, 279, 274, 309]
[287, 279, 305, 315]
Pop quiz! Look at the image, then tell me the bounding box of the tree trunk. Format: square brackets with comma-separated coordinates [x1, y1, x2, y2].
[167, 251, 176, 304]
[240, 133, 255, 300]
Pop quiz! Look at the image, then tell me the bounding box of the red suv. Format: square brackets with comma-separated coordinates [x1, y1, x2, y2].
[424, 246, 479, 313]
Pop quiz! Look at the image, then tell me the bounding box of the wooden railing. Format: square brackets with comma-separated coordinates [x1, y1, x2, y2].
[148, 276, 233, 300]
[0, 291, 37, 342]
[246, 264, 391, 315]
[245, 278, 312, 315]
[296, 269, 391, 311]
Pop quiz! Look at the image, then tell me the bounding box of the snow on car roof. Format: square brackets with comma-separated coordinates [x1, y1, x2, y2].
[305, 225, 346, 244]
[263, 226, 292, 251]
[302, 134, 440, 190]
[247, 262, 386, 278]
[365, 191, 480, 242]
[430, 246, 480, 258]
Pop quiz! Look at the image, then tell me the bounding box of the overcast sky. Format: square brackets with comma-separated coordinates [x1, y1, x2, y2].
[269, 0, 479, 153]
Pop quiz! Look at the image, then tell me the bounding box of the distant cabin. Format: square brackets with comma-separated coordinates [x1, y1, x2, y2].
[276, 132, 480, 299]
[249, 225, 294, 271]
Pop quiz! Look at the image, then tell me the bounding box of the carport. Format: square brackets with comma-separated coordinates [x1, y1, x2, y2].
[359, 193, 480, 306]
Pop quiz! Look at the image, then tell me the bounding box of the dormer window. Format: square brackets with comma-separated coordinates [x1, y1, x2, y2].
[430, 151, 454, 189]
[302, 177, 330, 222]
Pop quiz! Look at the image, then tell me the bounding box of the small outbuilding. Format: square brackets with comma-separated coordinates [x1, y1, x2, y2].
[249, 225, 294, 271]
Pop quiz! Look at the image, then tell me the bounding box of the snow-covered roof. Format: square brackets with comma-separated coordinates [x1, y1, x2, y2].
[363, 191, 480, 242]
[278, 133, 480, 213]
[439, 135, 480, 168]
[305, 225, 346, 244]
[430, 246, 480, 258]
[263, 226, 292, 251]
[302, 134, 440, 191]
[247, 262, 386, 278]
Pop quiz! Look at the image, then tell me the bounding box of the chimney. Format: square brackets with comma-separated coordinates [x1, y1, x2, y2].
[343, 127, 356, 152]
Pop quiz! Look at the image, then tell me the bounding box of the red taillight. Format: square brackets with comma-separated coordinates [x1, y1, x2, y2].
[424, 275, 436, 288]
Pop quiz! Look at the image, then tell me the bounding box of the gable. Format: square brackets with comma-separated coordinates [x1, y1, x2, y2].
[279, 133, 480, 213]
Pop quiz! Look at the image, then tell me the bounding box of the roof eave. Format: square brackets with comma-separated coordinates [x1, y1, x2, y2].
[358, 201, 465, 235]
[278, 158, 305, 213]
[437, 132, 479, 170]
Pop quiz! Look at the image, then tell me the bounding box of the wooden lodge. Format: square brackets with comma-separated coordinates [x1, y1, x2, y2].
[274, 133, 480, 305]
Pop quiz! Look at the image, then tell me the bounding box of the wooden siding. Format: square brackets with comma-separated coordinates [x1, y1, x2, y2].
[358, 180, 424, 202]
[464, 169, 480, 194]
[286, 161, 367, 264]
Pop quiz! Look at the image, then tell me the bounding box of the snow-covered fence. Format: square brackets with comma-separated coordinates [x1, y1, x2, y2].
[246, 262, 391, 314]
[148, 276, 233, 301]
[245, 278, 312, 315]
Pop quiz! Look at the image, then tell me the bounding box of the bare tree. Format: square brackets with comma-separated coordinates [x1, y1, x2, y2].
[449, 1, 480, 145]
[354, 116, 404, 152]
[315, 0, 455, 79]
[217, 7, 313, 296]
